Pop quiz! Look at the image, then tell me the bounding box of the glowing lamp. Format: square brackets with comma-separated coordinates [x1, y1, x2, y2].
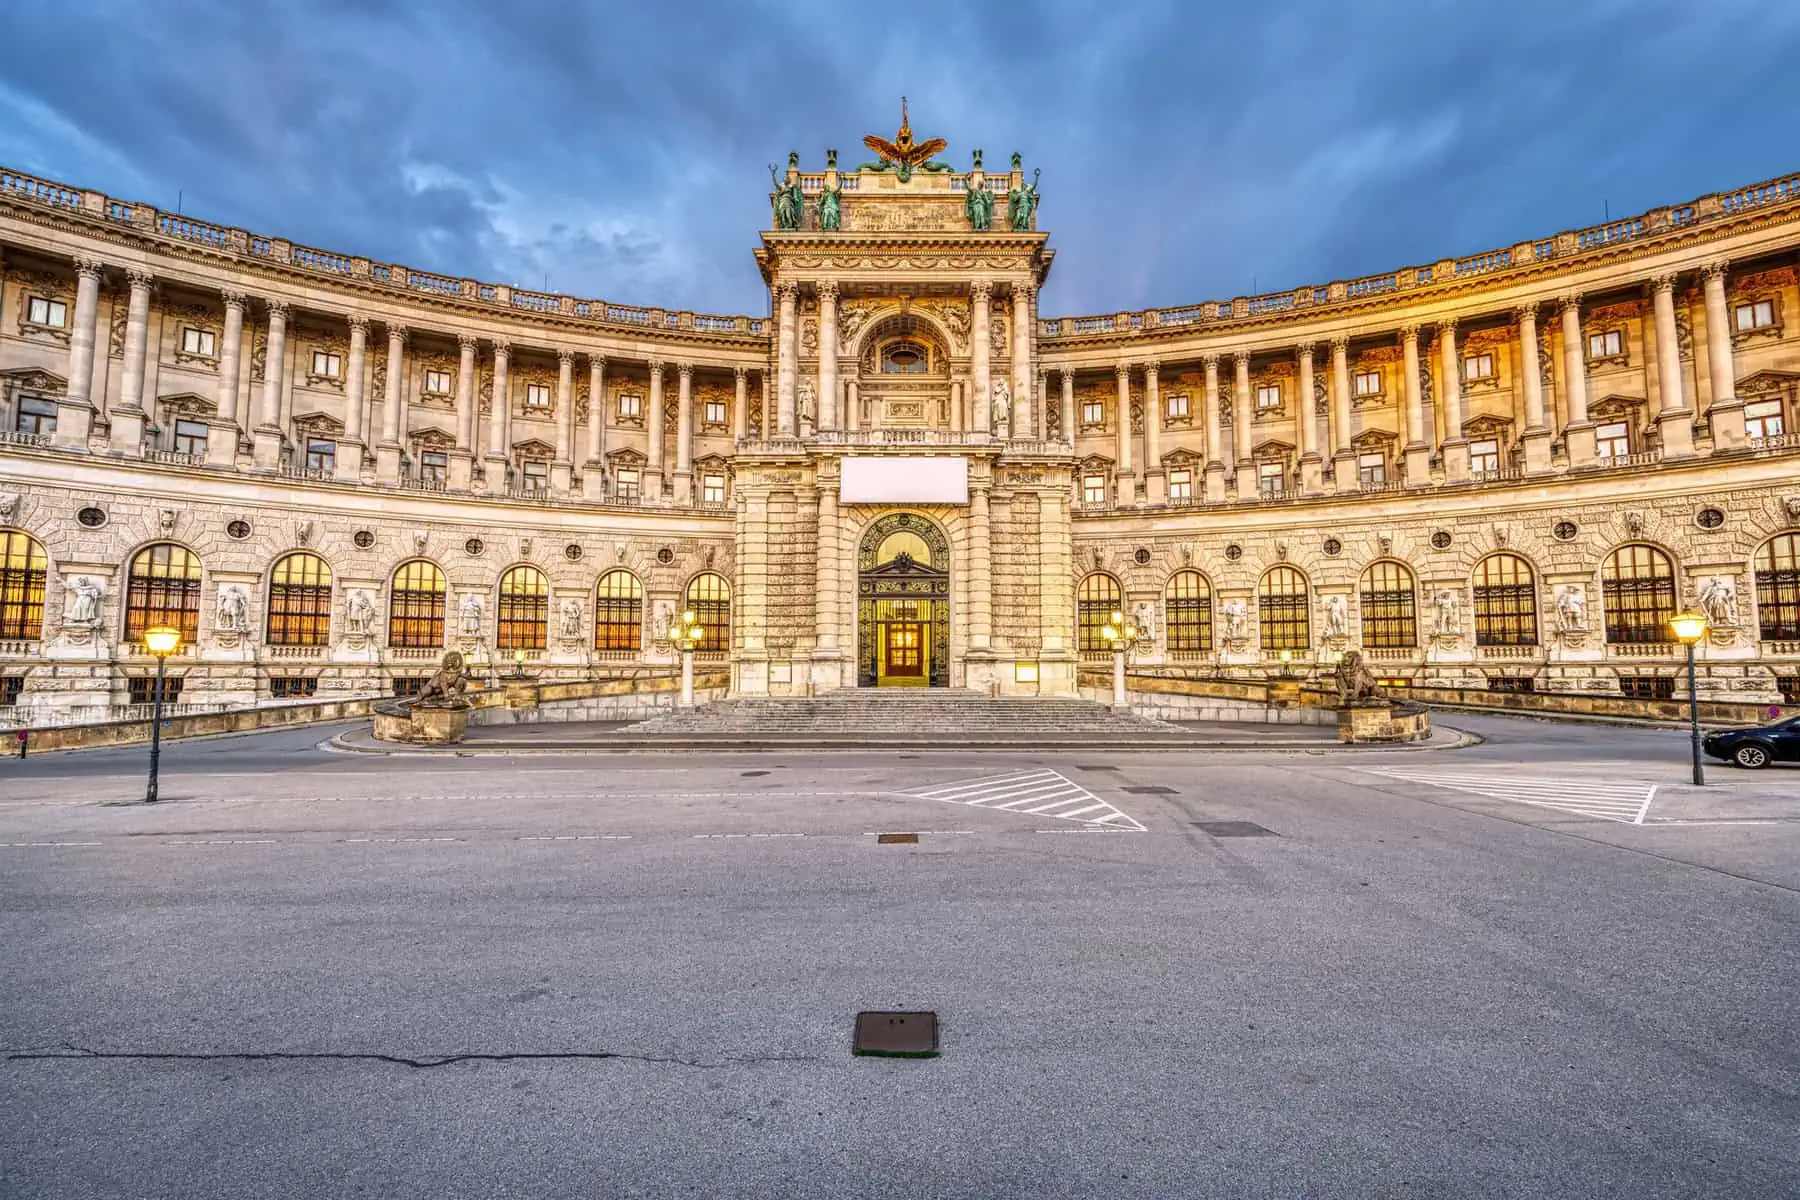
[1669, 612, 1708, 645]
[143, 627, 181, 657]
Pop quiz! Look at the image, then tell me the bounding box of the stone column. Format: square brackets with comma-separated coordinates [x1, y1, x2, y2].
[1232, 352, 1253, 496]
[1400, 325, 1429, 482]
[817, 283, 838, 431]
[109, 269, 154, 455]
[759, 372, 770, 439]
[1329, 335, 1354, 491]
[1037, 489, 1069, 656]
[55, 257, 103, 448]
[1035, 366, 1048, 442]
[1114, 363, 1134, 499]
[484, 340, 511, 491]
[583, 355, 608, 500]
[846, 380, 860, 431]
[448, 333, 477, 489]
[1060, 370, 1075, 444]
[1011, 285, 1033, 435]
[1650, 274, 1695, 458]
[970, 282, 993, 437]
[336, 315, 369, 481]
[1142, 362, 1163, 502]
[205, 290, 246, 465]
[1558, 294, 1595, 465]
[774, 283, 798, 436]
[375, 325, 406, 482]
[1203, 354, 1226, 501]
[1701, 261, 1745, 449]
[1517, 305, 1551, 473]
[731, 365, 748, 442]
[645, 360, 665, 497]
[250, 298, 287, 468]
[673, 362, 694, 503]
[1298, 344, 1322, 494]
[1437, 320, 1469, 481]
[968, 482, 992, 652]
[552, 348, 576, 492]
[813, 484, 840, 655]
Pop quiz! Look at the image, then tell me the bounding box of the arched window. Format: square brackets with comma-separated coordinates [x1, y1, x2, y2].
[0, 530, 48, 642]
[1076, 573, 1122, 652]
[1358, 561, 1417, 649]
[496, 565, 548, 650]
[1258, 566, 1310, 651]
[388, 560, 446, 649]
[594, 570, 644, 653]
[685, 573, 730, 654]
[877, 529, 933, 567]
[267, 552, 333, 646]
[1755, 533, 1800, 642]
[881, 341, 929, 374]
[1472, 553, 1538, 646]
[1164, 570, 1212, 655]
[1601, 545, 1677, 644]
[125, 543, 201, 644]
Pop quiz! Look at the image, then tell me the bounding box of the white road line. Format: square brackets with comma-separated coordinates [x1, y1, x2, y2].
[1021, 798, 1087, 814]
[1356, 768, 1659, 825]
[0, 841, 102, 848]
[899, 770, 1146, 831]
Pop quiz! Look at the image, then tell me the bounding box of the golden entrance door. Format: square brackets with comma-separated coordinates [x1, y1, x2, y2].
[880, 622, 927, 685]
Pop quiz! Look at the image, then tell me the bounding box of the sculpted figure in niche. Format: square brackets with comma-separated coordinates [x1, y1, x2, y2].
[1321, 593, 1349, 639]
[797, 378, 817, 435]
[1555, 585, 1587, 632]
[1432, 588, 1463, 637]
[1335, 650, 1384, 706]
[457, 592, 484, 639]
[1220, 599, 1248, 641]
[1698, 575, 1738, 627]
[1134, 601, 1157, 646]
[215, 585, 250, 633]
[62, 576, 104, 626]
[345, 590, 377, 636]
[416, 650, 471, 708]
[991, 378, 1011, 437]
[559, 598, 584, 640]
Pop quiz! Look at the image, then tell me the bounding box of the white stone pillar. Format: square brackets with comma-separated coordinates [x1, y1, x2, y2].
[1298, 344, 1322, 494]
[1142, 362, 1162, 502]
[1114, 363, 1133, 498]
[1035, 366, 1048, 442]
[1517, 305, 1551, 474]
[1011, 285, 1033, 435]
[1329, 335, 1354, 491]
[1232, 352, 1253, 495]
[583, 354, 608, 500]
[1559, 294, 1595, 465]
[814, 485, 840, 653]
[775, 283, 798, 436]
[817, 283, 838, 431]
[375, 325, 406, 482]
[484, 340, 511, 491]
[55, 256, 103, 448]
[968, 482, 992, 652]
[731, 365, 748, 442]
[1701, 261, 1744, 449]
[205, 289, 245, 465]
[1438, 319, 1468, 481]
[1651, 274, 1695, 458]
[1060, 370, 1075, 444]
[336, 315, 369, 480]
[673, 361, 694, 503]
[448, 333, 477, 489]
[109, 269, 154, 454]
[1203, 354, 1226, 501]
[646, 360, 665, 496]
[250, 298, 287, 468]
[846, 379, 860, 432]
[1400, 326, 1429, 482]
[970, 282, 993, 437]
[552, 348, 576, 492]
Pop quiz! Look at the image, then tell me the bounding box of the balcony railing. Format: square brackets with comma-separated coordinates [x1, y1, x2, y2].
[1594, 450, 1663, 469]
[147, 449, 206, 466]
[1478, 644, 1541, 659]
[1609, 642, 1675, 657]
[0, 430, 52, 448]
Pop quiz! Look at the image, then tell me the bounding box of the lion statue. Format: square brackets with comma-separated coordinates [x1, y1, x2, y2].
[1334, 650, 1384, 706]
[416, 650, 471, 708]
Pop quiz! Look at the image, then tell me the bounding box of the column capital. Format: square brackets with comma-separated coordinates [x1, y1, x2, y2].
[74, 254, 106, 281]
[492, 338, 511, 357]
[773, 281, 799, 302]
[1649, 272, 1677, 296]
[221, 288, 247, 311]
[733, 364, 747, 381]
[815, 280, 838, 303]
[125, 267, 154, 290]
[1296, 344, 1315, 365]
[587, 351, 605, 368]
[346, 314, 370, 334]
[647, 358, 664, 376]
[1701, 259, 1729, 284]
[1142, 359, 1160, 379]
[969, 280, 994, 302]
[1114, 361, 1131, 380]
[1329, 333, 1350, 353]
[457, 332, 478, 352]
[1232, 350, 1251, 369]
[677, 361, 694, 379]
[1035, 364, 1048, 381]
[557, 347, 575, 366]
[266, 299, 290, 322]
[1399, 323, 1420, 342]
[1201, 352, 1220, 369]
[386, 324, 408, 345]
[1013, 283, 1036, 304]
[1512, 302, 1538, 324]
[1436, 317, 1457, 339]
[1557, 291, 1583, 314]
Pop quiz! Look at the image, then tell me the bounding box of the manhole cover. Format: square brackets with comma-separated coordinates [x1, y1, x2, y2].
[1123, 785, 1177, 795]
[1074, 764, 1119, 772]
[741, 770, 769, 777]
[1193, 821, 1277, 838]
[853, 1011, 939, 1058]
[876, 832, 919, 845]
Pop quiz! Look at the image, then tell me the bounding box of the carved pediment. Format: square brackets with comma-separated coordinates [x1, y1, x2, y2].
[410, 426, 457, 451]
[605, 447, 647, 466]
[1463, 413, 1514, 437]
[693, 453, 730, 473]
[1590, 393, 1646, 420]
[1252, 438, 1295, 460]
[1350, 428, 1398, 449]
[1, 366, 69, 396]
[292, 410, 343, 436]
[158, 391, 218, 419]
[511, 437, 556, 460]
[1737, 369, 1800, 396]
[1078, 453, 1115, 473]
[1160, 447, 1202, 467]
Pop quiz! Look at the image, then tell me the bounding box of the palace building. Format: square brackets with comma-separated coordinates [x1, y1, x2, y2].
[1, 114, 1798, 721]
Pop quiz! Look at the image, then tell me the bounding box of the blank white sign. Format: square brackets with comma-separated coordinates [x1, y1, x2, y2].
[839, 457, 969, 505]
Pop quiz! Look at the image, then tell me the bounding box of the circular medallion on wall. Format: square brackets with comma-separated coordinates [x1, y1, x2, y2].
[564, 543, 583, 561]
[1322, 538, 1342, 557]
[1431, 531, 1453, 550]
[1552, 520, 1578, 542]
[353, 529, 376, 549]
[656, 547, 675, 565]
[1695, 507, 1725, 530]
[1134, 548, 1152, 565]
[464, 537, 485, 557]
[225, 519, 252, 541]
[76, 506, 107, 528]
[1224, 544, 1243, 561]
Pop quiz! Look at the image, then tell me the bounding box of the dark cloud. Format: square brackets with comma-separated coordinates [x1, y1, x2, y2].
[3, 0, 1795, 318]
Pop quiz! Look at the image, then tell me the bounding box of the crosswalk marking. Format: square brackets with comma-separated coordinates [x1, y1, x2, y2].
[901, 769, 1145, 831]
[1356, 768, 1656, 824]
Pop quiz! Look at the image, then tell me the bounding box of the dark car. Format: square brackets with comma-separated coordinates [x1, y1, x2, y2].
[1702, 715, 1800, 769]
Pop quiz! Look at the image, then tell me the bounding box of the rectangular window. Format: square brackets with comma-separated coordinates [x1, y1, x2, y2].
[704, 400, 728, 425]
[1744, 399, 1785, 440]
[172, 419, 209, 456]
[0, 676, 23, 706]
[305, 439, 336, 473]
[312, 350, 342, 378]
[181, 327, 216, 357]
[1595, 421, 1631, 458]
[1167, 468, 1192, 501]
[420, 450, 448, 481]
[1486, 675, 1536, 693]
[1618, 676, 1674, 701]
[1256, 384, 1281, 411]
[424, 369, 452, 395]
[1082, 474, 1107, 505]
[1588, 330, 1622, 360]
[521, 460, 549, 491]
[1734, 300, 1775, 331]
[702, 474, 726, 503]
[1081, 401, 1105, 426]
[614, 467, 640, 500]
[1357, 452, 1386, 485]
[525, 383, 551, 410]
[269, 677, 319, 699]
[391, 677, 426, 698]
[26, 296, 67, 328]
[1464, 353, 1494, 381]
[1354, 370, 1382, 397]
[1470, 438, 1500, 474]
[617, 393, 642, 419]
[16, 396, 56, 436]
[128, 675, 184, 705]
[1165, 394, 1190, 420]
[1257, 461, 1285, 497]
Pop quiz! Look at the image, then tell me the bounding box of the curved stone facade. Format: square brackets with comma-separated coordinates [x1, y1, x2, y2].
[1, 142, 1797, 720]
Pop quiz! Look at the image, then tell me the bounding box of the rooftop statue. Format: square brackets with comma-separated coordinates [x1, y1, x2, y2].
[964, 162, 995, 232]
[769, 160, 803, 231]
[1008, 167, 1041, 231]
[859, 96, 951, 183]
[818, 175, 842, 232]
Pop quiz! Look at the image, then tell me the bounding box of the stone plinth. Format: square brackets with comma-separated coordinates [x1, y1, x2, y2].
[409, 705, 468, 744]
[503, 681, 540, 709]
[1337, 700, 1431, 744]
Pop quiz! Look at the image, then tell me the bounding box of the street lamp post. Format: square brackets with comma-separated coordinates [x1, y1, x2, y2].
[1100, 610, 1143, 710]
[668, 609, 705, 707]
[142, 626, 182, 804]
[511, 648, 528, 679]
[1670, 611, 1709, 786]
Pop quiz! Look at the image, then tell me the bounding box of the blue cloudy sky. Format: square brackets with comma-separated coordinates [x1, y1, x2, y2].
[3, 1, 1796, 318]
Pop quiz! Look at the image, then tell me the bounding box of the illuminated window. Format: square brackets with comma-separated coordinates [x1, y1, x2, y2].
[1354, 370, 1381, 397]
[26, 296, 66, 328]
[1601, 545, 1676, 644]
[387, 560, 446, 648]
[1076, 573, 1122, 652]
[1473, 553, 1537, 646]
[1165, 570, 1212, 654]
[525, 383, 551, 410]
[1359, 561, 1417, 649]
[181, 327, 216, 357]
[1464, 353, 1494, 380]
[593, 570, 644, 652]
[267, 552, 333, 646]
[497, 565, 548, 651]
[0, 530, 48, 642]
[617, 393, 642, 419]
[1258, 566, 1309, 651]
[704, 399, 727, 424]
[1081, 400, 1105, 426]
[1755, 534, 1800, 642]
[125, 544, 201, 644]
[312, 350, 342, 378]
[1587, 330, 1623, 360]
[1166, 394, 1190, 420]
[685, 573, 731, 653]
[1734, 300, 1775, 331]
[1255, 384, 1281, 411]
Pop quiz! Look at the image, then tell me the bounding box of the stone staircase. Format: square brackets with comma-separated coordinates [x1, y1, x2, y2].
[621, 687, 1187, 741]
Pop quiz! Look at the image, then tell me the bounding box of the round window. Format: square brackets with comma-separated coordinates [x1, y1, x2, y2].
[1323, 538, 1342, 557]
[1695, 507, 1725, 530]
[1431, 531, 1453, 550]
[464, 537, 485, 557]
[1552, 520, 1578, 542]
[657, 547, 675, 565]
[1134, 548, 1152, 565]
[564, 543, 583, 561]
[1224, 544, 1243, 561]
[226, 519, 252, 541]
[76, 506, 107, 528]
[353, 530, 376, 549]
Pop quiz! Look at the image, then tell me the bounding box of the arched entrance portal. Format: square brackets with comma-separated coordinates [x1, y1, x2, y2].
[857, 512, 950, 688]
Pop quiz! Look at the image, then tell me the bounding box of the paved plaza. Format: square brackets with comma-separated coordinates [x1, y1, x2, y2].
[2, 714, 1797, 1198]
